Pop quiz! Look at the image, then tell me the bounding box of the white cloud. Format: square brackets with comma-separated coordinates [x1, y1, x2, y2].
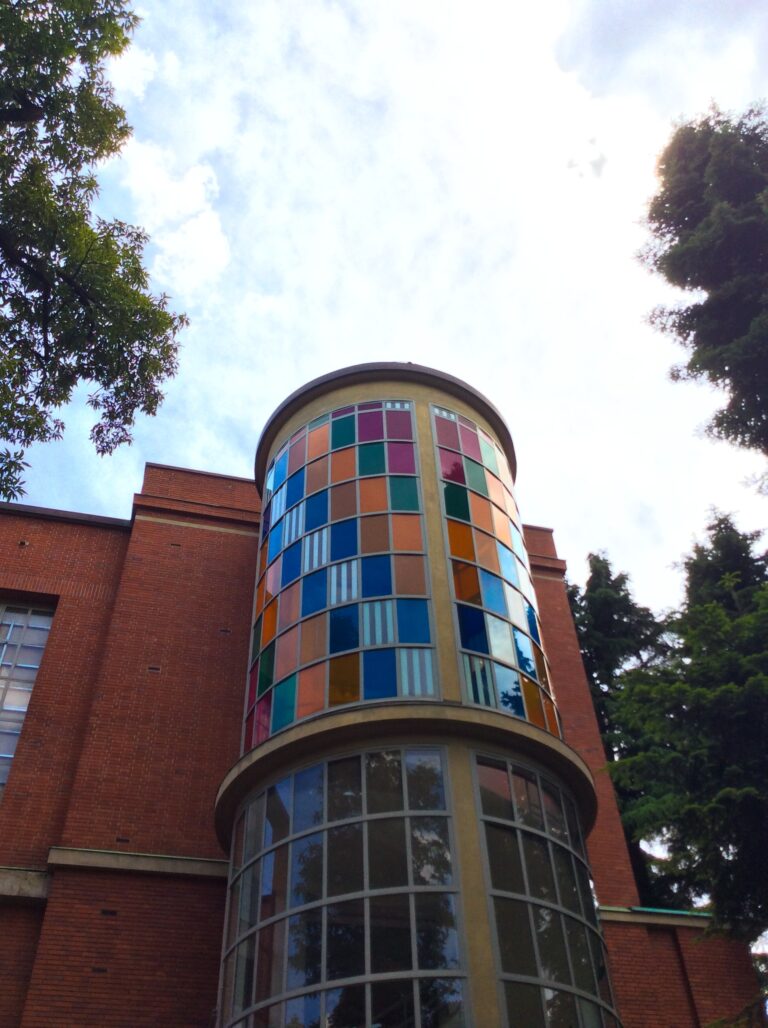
[107, 44, 157, 100]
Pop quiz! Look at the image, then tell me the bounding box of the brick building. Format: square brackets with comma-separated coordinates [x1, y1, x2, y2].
[0, 363, 760, 1027]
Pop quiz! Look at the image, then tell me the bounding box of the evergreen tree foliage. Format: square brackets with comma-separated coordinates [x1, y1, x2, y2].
[0, 0, 187, 500]
[609, 515, 768, 941]
[642, 104, 768, 465]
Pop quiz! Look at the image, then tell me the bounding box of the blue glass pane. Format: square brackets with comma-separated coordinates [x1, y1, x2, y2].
[286, 468, 305, 509]
[513, 627, 538, 679]
[363, 649, 397, 699]
[305, 489, 328, 532]
[264, 464, 275, 500]
[331, 519, 358, 561]
[281, 541, 302, 586]
[510, 523, 527, 563]
[496, 663, 524, 717]
[261, 501, 271, 539]
[271, 674, 296, 732]
[268, 519, 284, 564]
[480, 570, 507, 617]
[273, 449, 289, 490]
[457, 604, 489, 654]
[329, 605, 359, 653]
[526, 603, 541, 644]
[497, 542, 517, 584]
[361, 555, 392, 598]
[302, 568, 327, 617]
[397, 599, 430, 644]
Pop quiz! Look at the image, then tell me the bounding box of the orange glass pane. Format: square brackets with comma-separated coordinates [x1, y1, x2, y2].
[394, 555, 426, 595]
[265, 557, 282, 604]
[447, 519, 474, 561]
[331, 481, 357, 521]
[255, 575, 266, 617]
[492, 505, 512, 548]
[360, 514, 389, 553]
[487, 474, 506, 512]
[277, 581, 300, 632]
[329, 653, 360, 705]
[331, 447, 356, 483]
[262, 599, 278, 645]
[534, 646, 549, 690]
[543, 695, 560, 738]
[391, 514, 423, 552]
[521, 675, 546, 730]
[306, 456, 329, 494]
[307, 422, 329, 461]
[274, 625, 299, 681]
[359, 477, 388, 513]
[469, 492, 493, 534]
[452, 561, 481, 604]
[297, 663, 326, 719]
[300, 613, 327, 666]
[473, 529, 500, 573]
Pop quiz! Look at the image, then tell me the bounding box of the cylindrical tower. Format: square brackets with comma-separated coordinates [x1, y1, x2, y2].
[215, 364, 620, 1027]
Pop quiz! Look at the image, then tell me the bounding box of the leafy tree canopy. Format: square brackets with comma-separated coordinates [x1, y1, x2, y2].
[642, 104, 768, 463]
[608, 515, 768, 941]
[0, 0, 187, 500]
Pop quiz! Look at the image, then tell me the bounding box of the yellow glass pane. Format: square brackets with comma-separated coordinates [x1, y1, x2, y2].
[521, 675, 546, 730]
[262, 599, 278, 645]
[452, 561, 481, 604]
[329, 653, 360, 705]
[447, 519, 474, 561]
[543, 695, 560, 738]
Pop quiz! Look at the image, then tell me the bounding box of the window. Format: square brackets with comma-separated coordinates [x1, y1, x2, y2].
[0, 603, 54, 793]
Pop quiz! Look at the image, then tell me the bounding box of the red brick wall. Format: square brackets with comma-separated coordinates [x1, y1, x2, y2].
[0, 902, 44, 1027]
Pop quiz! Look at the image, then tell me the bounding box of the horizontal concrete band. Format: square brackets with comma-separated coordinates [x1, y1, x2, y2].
[47, 847, 229, 879]
[599, 906, 711, 929]
[0, 866, 49, 900]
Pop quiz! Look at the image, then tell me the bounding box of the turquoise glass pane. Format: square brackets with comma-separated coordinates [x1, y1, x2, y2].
[331, 415, 355, 450]
[271, 674, 296, 732]
[443, 483, 470, 521]
[480, 436, 499, 475]
[389, 477, 419, 511]
[464, 458, 488, 497]
[358, 442, 385, 476]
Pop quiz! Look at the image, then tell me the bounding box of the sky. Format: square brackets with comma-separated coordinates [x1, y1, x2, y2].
[17, 0, 768, 612]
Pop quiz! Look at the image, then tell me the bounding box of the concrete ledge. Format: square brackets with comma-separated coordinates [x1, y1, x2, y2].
[48, 847, 229, 879]
[599, 906, 711, 929]
[0, 866, 49, 900]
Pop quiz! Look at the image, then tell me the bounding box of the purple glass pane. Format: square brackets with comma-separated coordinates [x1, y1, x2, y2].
[439, 448, 465, 484]
[386, 409, 413, 440]
[358, 410, 384, 442]
[333, 406, 355, 418]
[358, 401, 382, 411]
[435, 416, 460, 450]
[459, 424, 482, 461]
[388, 442, 416, 475]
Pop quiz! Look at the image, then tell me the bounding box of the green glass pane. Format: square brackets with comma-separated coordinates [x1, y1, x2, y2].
[258, 642, 275, 696]
[358, 442, 385, 476]
[464, 458, 488, 497]
[271, 674, 296, 732]
[389, 476, 419, 511]
[331, 416, 355, 450]
[443, 483, 470, 521]
[480, 436, 499, 474]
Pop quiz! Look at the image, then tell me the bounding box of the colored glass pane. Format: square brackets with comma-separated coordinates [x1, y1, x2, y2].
[331, 519, 358, 561]
[358, 400, 382, 410]
[258, 642, 275, 695]
[487, 614, 515, 665]
[277, 582, 300, 632]
[286, 468, 305, 509]
[394, 555, 426, 595]
[304, 489, 328, 532]
[443, 483, 470, 522]
[255, 692, 272, 744]
[360, 514, 389, 553]
[522, 675, 547, 729]
[397, 599, 430, 644]
[281, 541, 302, 587]
[388, 442, 416, 474]
[331, 415, 355, 450]
[288, 435, 306, 476]
[358, 409, 384, 441]
[435, 415, 460, 450]
[255, 575, 265, 617]
[447, 519, 474, 561]
[498, 451, 514, 491]
[479, 433, 499, 474]
[439, 447, 465, 484]
[477, 756, 513, 818]
[301, 568, 327, 617]
[504, 485, 519, 522]
[274, 626, 299, 681]
[244, 711, 254, 750]
[453, 561, 481, 604]
[391, 514, 422, 551]
[496, 664, 524, 717]
[386, 409, 413, 439]
[526, 603, 541, 644]
[359, 476, 388, 512]
[389, 476, 419, 511]
[469, 492, 494, 533]
[330, 446, 356, 483]
[492, 504, 512, 547]
[300, 613, 327, 666]
[487, 474, 506, 512]
[305, 455, 328, 494]
[262, 600, 278, 645]
[331, 482, 357, 521]
[534, 646, 550, 690]
[543, 695, 560, 737]
[297, 664, 325, 719]
[267, 519, 283, 564]
[510, 523, 527, 563]
[358, 442, 385, 476]
[306, 422, 329, 461]
[329, 654, 360, 705]
[271, 674, 296, 733]
[514, 627, 537, 679]
[480, 569, 507, 617]
[464, 458, 488, 497]
[496, 541, 516, 582]
[329, 605, 359, 654]
[457, 604, 488, 654]
[273, 448, 289, 489]
[504, 583, 527, 629]
[361, 555, 392, 598]
[258, 538, 268, 578]
[459, 424, 482, 461]
[474, 530, 500, 573]
[248, 664, 258, 708]
[363, 648, 397, 699]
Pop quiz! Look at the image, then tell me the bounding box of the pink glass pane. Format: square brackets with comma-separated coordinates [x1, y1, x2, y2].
[256, 692, 272, 744]
[248, 665, 258, 708]
[435, 416, 460, 450]
[439, 448, 465, 484]
[358, 410, 384, 442]
[358, 401, 382, 411]
[388, 442, 416, 474]
[386, 409, 413, 440]
[459, 424, 482, 461]
[333, 406, 355, 418]
[244, 711, 254, 751]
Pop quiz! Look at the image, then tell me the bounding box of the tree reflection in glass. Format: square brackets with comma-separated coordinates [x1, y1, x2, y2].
[415, 893, 459, 970]
[411, 817, 452, 885]
[405, 750, 446, 810]
[419, 978, 466, 1027]
[366, 750, 403, 813]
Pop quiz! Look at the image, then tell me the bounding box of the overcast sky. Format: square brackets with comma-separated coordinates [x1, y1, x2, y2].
[18, 0, 768, 611]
